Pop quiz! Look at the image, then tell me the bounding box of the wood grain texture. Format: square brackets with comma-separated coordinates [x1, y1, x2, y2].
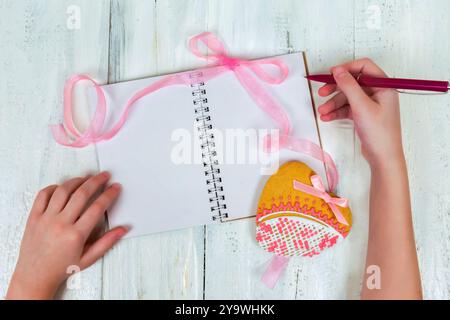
[0, 0, 110, 299]
[0, 0, 449, 300]
[204, 0, 369, 300]
[354, 0, 450, 299]
[203, 0, 301, 300]
[101, 0, 206, 299]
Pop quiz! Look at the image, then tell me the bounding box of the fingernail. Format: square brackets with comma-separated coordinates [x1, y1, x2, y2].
[111, 183, 122, 190]
[101, 171, 111, 178]
[117, 227, 129, 238]
[332, 66, 347, 78]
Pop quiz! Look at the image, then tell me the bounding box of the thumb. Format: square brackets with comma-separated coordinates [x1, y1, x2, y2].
[332, 66, 371, 113]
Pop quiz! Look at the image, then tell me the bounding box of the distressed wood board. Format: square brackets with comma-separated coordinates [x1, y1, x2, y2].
[0, 0, 448, 299]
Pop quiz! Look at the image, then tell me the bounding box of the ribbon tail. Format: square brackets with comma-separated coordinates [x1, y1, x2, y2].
[284, 137, 339, 192]
[293, 180, 322, 198]
[261, 255, 290, 289]
[329, 203, 349, 226]
[50, 124, 81, 147]
[234, 67, 292, 140]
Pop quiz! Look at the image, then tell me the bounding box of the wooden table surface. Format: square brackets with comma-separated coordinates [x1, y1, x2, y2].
[1, 0, 449, 299]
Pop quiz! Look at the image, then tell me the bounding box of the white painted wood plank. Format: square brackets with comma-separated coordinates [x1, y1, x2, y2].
[203, 0, 302, 300]
[204, 0, 363, 299]
[288, 0, 369, 300]
[101, 0, 207, 299]
[354, 0, 450, 299]
[1, 0, 448, 300]
[0, 0, 110, 299]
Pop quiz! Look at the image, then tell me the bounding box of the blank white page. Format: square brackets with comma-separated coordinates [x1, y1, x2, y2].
[91, 76, 213, 238]
[206, 53, 326, 221]
[90, 52, 325, 238]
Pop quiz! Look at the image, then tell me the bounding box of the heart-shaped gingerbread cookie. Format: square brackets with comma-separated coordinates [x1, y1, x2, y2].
[256, 161, 352, 257]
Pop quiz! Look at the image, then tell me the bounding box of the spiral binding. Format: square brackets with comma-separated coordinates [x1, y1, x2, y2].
[190, 71, 228, 222]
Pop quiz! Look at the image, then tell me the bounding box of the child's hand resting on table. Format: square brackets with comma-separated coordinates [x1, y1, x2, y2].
[317, 58, 403, 167]
[6, 172, 127, 300]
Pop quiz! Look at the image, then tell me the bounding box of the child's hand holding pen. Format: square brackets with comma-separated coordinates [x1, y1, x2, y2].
[317, 58, 422, 299]
[317, 58, 403, 167]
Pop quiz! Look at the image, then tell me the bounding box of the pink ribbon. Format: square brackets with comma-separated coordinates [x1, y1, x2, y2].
[50, 32, 290, 147]
[293, 175, 349, 226]
[260, 255, 290, 289]
[50, 32, 339, 191]
[50, 32, 344, 289]
[261, 174, 348, 289]
[283, 136, 339, 192]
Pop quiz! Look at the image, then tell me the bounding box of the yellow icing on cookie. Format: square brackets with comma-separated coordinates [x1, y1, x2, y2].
[256, 161, 352, 235]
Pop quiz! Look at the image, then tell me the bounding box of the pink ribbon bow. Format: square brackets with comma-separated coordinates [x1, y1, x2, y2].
[50, 32, 291, 148]
[50, 32, 340, 191]
[50, 32, 347, 290]
[293, 175, 349, 226]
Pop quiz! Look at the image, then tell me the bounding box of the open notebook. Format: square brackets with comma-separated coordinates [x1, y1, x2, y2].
[89, 52, 326, 238]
